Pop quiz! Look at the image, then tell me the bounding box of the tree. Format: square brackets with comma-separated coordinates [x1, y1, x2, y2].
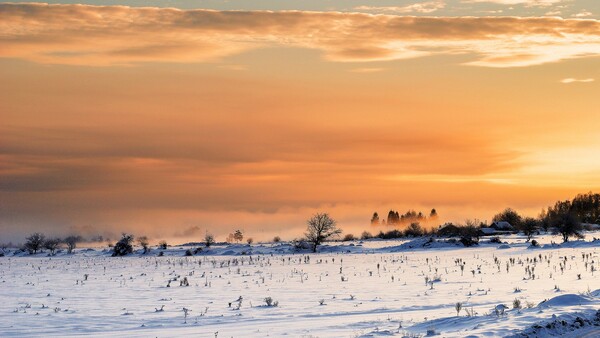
[552, 213, 584, 242]
[158, 240, 168, 250]
[233, 230, 244, 243]
[112, 233, 134, 256]
[305, 213, 341, 252]
[437, 223, 461, 237]
[539, 209, 552, 232]
[63, 235, 81, 254]
[404, 222, 423, 237]
[387, 210, 400, 225]
[343, 233, 356, 241]
[24, 233, 45, 254]
[204, 233, 215, 247]
[137, 236, 149, 254]
[492, 208, 522, 228]
[370, 212, 380, 225]
[519, 217, 539, 242]
[43, 238, 61, 255]
[429, 208, 439, 220]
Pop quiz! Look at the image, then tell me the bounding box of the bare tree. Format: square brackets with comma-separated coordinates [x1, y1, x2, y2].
[43, 238, 61, 255]
[25, 233, 45, 254]
[63, 235, 81, 254]
[552, 213, 584, 242]
[305, 213, 341, 252]
[204, 233, 215, 248]
[519, 217, 539, 242]
[137, 236, 149, 254]
[233, 230, 244, 243]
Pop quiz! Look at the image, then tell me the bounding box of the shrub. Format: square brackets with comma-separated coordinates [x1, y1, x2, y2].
[137, 236, 149, 254]
[184, 249, 193, 256]
[360, 231, 373, 240]
[158, 240, 168, 250]
[112, 234, 134, 256]
[513, 298, 522, 309]
[273, 236, 281, 243]
[455, 302, 462, 316]
[204, 233, 215, 248]
[379, 229, 403, 239]
[460, 236, 478, 247]
[246, 238, 253, 245]
[292, 238, 310, 250]
[437, 223, 461, 237]
[530, 239, 539, 247]
[404, 222, 423, 237]
[342, 233, 356, 241]
[264, 297, 278, 307]
[43, 238, 61, 255]
[489, 236, 502, 244]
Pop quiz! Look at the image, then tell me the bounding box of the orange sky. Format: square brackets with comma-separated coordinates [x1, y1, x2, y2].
[1, 3, 600, 243]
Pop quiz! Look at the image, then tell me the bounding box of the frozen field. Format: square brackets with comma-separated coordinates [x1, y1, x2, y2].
[2, 234, 600, 337]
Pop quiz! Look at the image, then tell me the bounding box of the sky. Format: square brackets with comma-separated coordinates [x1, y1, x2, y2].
[1, 1, 600, 244]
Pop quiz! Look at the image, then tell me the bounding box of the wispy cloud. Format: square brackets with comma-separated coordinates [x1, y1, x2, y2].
[1, 3, 600, 68]
[355, 1, 446, 14]
[560, 78, 595, 83]
[349, 67, 385, 73]
[462, 0, 564, 7]
[573, 10, 593, 18]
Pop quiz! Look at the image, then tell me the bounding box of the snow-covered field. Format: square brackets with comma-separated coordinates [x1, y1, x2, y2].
[2, 234, 600, 337]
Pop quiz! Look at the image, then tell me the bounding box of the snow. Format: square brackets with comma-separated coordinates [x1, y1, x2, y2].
[1, 233, 600, 337]
[538, 294, 594, 307]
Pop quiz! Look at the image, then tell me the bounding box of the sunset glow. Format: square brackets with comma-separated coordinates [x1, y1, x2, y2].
[1, 1, 600, 243]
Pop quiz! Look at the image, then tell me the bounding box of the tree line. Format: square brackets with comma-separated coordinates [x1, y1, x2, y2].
[9, 192, 600, 256]
[371, 208, 438, 226]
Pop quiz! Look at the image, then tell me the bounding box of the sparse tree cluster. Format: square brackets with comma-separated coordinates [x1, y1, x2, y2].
[373, 208, 437, 226]
[24, 233, 45, 254]
[13, 191, 600, 258]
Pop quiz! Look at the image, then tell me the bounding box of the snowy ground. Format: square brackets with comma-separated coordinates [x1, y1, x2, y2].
[2, 234, 600, 337]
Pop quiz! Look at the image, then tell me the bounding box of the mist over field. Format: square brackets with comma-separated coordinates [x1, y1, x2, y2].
[2, 0, 600, 336]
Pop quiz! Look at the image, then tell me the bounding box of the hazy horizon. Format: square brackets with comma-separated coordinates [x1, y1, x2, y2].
[2, 1, 600, 244]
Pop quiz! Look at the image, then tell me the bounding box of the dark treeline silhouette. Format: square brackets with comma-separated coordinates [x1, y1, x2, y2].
[357, 220, 480, 246]
[9, 192, 600, 256]
[361, 192, 600, 244]
[371, 208, 438, 226]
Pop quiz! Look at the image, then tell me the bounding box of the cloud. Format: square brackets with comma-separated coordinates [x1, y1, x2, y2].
[349, 67, 385, 73]
[462, 0, 564, 7]
[560, 78, 595, 83]
[574, 10, 593, 18]
[1, 3, 600, 67]
[355, 1, 446, 14]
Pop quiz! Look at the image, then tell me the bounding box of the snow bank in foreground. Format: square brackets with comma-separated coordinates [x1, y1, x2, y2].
[538, 294, 594, 307]
[507, 309, 600, 337]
